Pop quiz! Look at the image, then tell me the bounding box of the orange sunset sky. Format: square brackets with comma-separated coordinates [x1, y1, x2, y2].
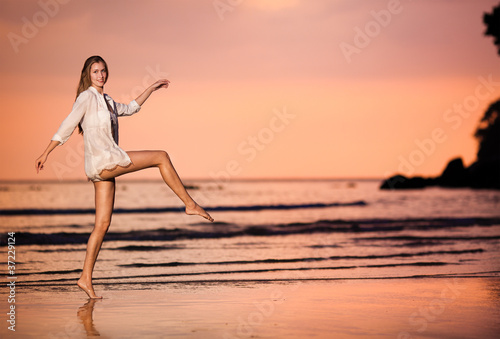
[1, 0, 499, 181]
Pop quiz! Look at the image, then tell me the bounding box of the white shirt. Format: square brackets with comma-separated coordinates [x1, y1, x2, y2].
[52, 86, 141, 181]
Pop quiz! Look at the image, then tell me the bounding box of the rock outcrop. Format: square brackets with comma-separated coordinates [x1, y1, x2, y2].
[381, 157, 500, 190]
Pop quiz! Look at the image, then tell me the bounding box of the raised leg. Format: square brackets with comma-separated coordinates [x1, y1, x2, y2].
[77, 179, 116, 298]
[99, 150, 213, 222]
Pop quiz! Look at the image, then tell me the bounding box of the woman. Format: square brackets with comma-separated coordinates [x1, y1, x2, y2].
[35, 55, 213, 299]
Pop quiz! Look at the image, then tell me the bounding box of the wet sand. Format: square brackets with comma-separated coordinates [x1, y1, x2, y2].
[1, 278, 500, 338]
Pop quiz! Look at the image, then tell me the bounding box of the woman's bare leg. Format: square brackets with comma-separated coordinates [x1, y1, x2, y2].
[77, 179, 116, 298]
[99, 150, 213, 222]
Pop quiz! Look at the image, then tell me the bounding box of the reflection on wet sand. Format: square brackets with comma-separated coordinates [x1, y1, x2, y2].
[77, 298, 101, 337]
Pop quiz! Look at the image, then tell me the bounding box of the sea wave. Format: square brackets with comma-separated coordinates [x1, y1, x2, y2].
[2, 217, 499, 246]
[117, 249, 482, 268]
[13, 265, 500, 287]
[0, 201, 367, 216]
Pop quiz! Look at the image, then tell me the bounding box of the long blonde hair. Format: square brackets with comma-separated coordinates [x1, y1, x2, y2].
[76, 55, 109, 134]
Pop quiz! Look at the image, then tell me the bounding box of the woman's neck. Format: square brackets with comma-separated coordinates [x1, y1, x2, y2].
[91, 85, 104, 95]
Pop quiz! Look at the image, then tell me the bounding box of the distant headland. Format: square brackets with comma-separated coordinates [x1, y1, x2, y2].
[381, 5, 500, 190]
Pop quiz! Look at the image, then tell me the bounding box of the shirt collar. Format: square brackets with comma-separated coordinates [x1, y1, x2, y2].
[88, 86, 106, 97]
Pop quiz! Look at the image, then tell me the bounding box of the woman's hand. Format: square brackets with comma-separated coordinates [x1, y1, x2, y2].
[35, 153, 48, 174]
[35, 141, 60, 174]
[151, 79, 170, 91]
[135, 79, 170, 106]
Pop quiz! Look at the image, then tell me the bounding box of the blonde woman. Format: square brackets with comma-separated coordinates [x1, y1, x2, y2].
[36, 56, 213, 299]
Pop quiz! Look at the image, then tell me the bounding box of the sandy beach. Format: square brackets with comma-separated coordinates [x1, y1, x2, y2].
[1, 277, 499, 338]
[1, 180, 499, 338]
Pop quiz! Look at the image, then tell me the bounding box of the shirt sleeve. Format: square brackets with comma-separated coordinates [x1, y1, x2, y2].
[114, 99, 141, 117]
[51, 91, 90, 145]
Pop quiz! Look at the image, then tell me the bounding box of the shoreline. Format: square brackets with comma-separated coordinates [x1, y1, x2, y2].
[2, 277, 499, 338]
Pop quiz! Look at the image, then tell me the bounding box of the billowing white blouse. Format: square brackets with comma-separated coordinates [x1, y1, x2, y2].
[52, 86, 141, 181]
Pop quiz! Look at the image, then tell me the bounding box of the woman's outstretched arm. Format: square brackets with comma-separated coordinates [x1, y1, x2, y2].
[36, 90, 90, 174]
[134, 79, 170, 106]
[35, 140, 61, 174]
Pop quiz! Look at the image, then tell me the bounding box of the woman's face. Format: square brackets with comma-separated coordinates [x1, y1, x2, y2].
[90, 62, 107, 89]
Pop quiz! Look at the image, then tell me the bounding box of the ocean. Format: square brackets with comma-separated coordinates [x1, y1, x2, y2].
[1, 179, 499, 292]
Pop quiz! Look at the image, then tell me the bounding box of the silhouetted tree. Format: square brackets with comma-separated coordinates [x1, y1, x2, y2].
[469, 3, 500, 188]
[468, 99, 500, 189]
[484, 3, 500, 55]
[475, 101, 500, 163]
[381, 4, 500, 189]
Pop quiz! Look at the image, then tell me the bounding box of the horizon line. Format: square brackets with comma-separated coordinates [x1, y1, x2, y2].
[0, 177, 385, 184]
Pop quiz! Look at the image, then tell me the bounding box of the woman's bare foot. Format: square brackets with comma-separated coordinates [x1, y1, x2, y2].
[77, 278, 103, 299]
[185, 202, 214, 222]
